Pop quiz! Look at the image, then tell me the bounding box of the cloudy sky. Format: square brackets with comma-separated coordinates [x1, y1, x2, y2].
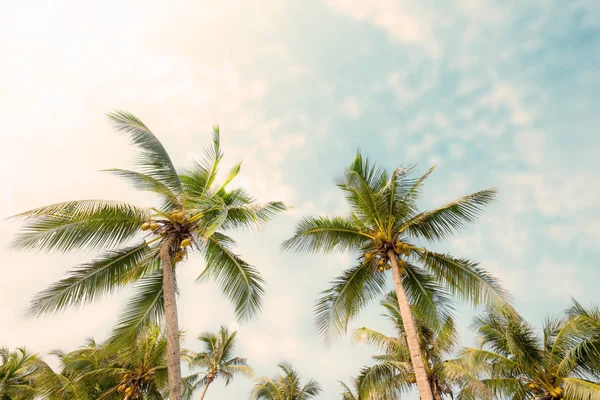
[1, 0, 599, 398]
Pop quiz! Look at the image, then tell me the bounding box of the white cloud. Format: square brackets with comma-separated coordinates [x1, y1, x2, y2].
[325, 0, 440, 57]
[338, 97, 362, 119]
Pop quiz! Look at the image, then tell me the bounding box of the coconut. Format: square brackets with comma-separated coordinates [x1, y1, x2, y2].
[149, 223, 159, 231]
[376, 232, 384, 239]
[141, 223, 150, 231]
[143, 376, 151, 382]
[409, 376, 416, 383]
[365, 252, 372, 260]
[181, 238, 191, 247]
[378, 260, 384, 266]
[399, 266, 405, 274]
[177, 250, 186, 257]
[125, 387, 133, 395]
[403, 248, 411, 256]
[117, 384, 125, 393]
[385, 264, 391, 270]
[555, 388, 563, 396]
[378, 266, 385, 272]
[174, 255, 183, 263]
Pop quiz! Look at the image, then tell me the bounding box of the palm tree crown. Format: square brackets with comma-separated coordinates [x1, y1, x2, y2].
[183, 325, 253, 400]
[459, 302, 600, 400]
[9, 112, 286, 399]
[250, 362, 321, 400]
[282, 153, 507, 400]
[0, 347, 47, 400]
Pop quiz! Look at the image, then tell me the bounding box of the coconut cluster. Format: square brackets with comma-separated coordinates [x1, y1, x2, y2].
[526, 383, 563, 398]
[364, 233, 413, 274]
[140, 210, 195, 265]
[116, 372, 153, 399]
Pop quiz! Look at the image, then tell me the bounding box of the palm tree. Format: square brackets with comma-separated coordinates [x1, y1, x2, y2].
[282, 154, 508, 400]
[459, 303, 600, 400]
[183, 325, 253, 399]
[0, 347, 48, 400]
[353, 292, 487, 400]
[39, 326, 170, 400]
[9, 112, 286, 400]
[249, 363, 321, 400]
[339, 377, 362, 400]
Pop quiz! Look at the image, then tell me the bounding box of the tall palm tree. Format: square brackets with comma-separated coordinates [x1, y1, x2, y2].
[249, 362, 321, 400]
[282, 154, 508, 400]
[9, 112, 286, 400]
[183, 325, 253, 400]
[353, 292, 484, 400]
[0, 347, 48, 400]
[458, 303, 600, 400]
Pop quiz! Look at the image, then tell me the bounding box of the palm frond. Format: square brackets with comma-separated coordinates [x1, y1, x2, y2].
[314, 261, 387, 342]
[281, 216, 371, 254]
[417, 250, 510, 307]
[197, 233, 264, 321]
[9, 200, 150, 253]
[102, 168, 180, 210]
[108, 268, 167, 343]
[25, 240, 159, 317]
[562, 377, 600, 400]
[400, 189, 497, 241]
[106, 110, 182, 193]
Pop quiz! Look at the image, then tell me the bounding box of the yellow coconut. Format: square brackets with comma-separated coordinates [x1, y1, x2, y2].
[398, 259, 407, 267]
[365, 252, 372, 260]
[181, 238, 191, 247]
[177, 250, 186, 257]
[399, 266, 405, 274]
[378, 260, 384, 266]
[385, 264, 391, 270]
[149, 223, 159, 231]
[125, 387, 133, 396]
[403, 248, 411, 256]
[409, 376, 416, 383]
[375, 232, 383, 239]
[174, 255, 183, 263]
[378, 266, 385, 272]
[143, 376, 151, 382]
[527, 383, 539, 390]
[141, 223, 150, 231]
[555, 388, 563, 396]
[117, 384, 126, 393]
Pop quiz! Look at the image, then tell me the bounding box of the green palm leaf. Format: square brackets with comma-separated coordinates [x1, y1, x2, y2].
[26, 240, 160, 317]
[281, 216, 372, 254]
[108, 268, 166, 343]
[197, 233, 265, 322]
[9, 200, 150, 253]
[314, 261, 387, 341]
[400, 189, 497, 241]
[106, 110, 182, 193]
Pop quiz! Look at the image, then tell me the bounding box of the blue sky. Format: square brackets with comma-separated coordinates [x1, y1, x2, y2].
[1, 0, 599, 398]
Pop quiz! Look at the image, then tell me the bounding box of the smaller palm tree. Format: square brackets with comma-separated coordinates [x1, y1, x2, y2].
[250, 363, 321, 400]
[459, 302, 600, 400]
[0, 347, 48, 400]
[353, 292, 469, 400]
[39, 326, 170, 400]
[183, 326, 253, 400]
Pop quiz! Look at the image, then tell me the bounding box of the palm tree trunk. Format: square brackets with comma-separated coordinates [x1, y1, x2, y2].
[198, 382, 211, 400]
[161, 238, 182, 400]
[388, 249, 434, 400]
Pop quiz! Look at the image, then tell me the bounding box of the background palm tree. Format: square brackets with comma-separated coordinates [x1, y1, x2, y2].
[0, 347, 48, 400]
[249, 362, 321, 400]
[353, 292, 475, 400]
[282, 154, 508, 400]
[183, 325, 253, 400]
[457, 302, 600, 400]
[9, 112, 286, 400]
[39, 326, 170, 400]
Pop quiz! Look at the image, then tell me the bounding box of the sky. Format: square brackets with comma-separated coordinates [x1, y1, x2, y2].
[1, 0, 599, 398]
